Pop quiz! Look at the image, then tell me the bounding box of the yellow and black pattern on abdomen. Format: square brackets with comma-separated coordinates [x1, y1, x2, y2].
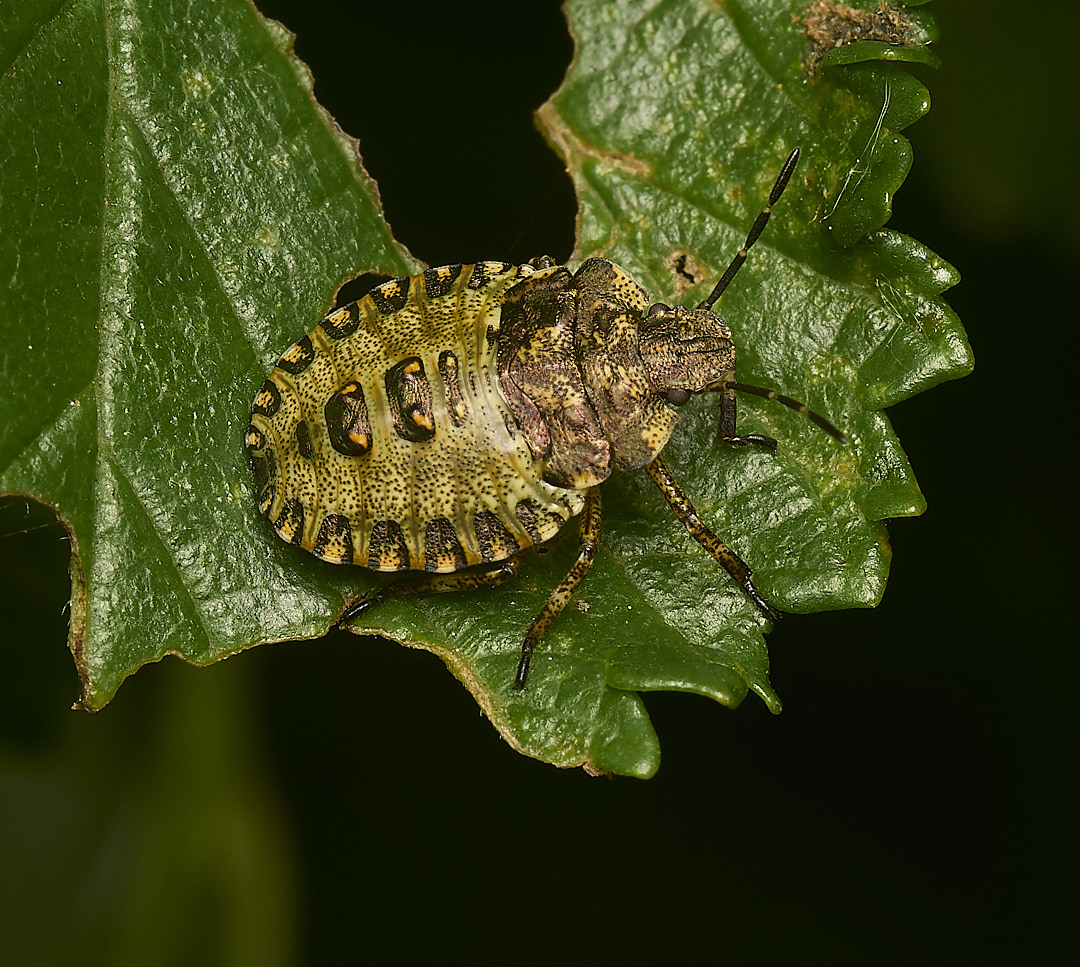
[247, 261, 584, 573]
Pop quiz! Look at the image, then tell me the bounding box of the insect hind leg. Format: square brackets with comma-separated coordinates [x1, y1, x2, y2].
[339, 558, 523, 626]
[515, 488, 603, 691]
[340, 491, 603, 693]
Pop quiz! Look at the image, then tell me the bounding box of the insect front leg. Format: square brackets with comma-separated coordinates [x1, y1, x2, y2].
[515, 488, 603, 691]
[644, 456, 781, 622]
[726, 381, 847, 444]
[716, 380, 778, 451]
[339, 558, 523, 626]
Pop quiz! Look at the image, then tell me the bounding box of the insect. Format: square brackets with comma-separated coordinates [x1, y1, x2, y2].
[246, 148, 844, 690]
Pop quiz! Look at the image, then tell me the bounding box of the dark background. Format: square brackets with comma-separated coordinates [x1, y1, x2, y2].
[2, 0, 1075, 962]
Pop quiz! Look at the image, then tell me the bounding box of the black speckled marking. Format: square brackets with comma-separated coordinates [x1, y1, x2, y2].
[369, 276, 410, 315]
[313, 514, 354, 565]
[423, 263, 462, 300]
[276, 335, 316, 375]
[295, 420, 315, 460]
[438, 350, 469, 427]
[385, 357, 435, 444]
[502, 410, 519, 438]
[274, 497, 305, 545]
[244, 424, 265, 452]
[324, 381, 373, 457]
[424, 517, 467, 571]
[251, 378, 281, 418]
[515, 499, 560, 545]
[368, 519, 410, 570]
[474, 510, 523, 562]
[248, 441, 276, 514]
[468, 261, 513, 289]
[319, 302, 361, 340]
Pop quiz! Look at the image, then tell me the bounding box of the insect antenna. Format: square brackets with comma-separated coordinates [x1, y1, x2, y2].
[698, 147, 801, 312]
[728, 381, 847, 443]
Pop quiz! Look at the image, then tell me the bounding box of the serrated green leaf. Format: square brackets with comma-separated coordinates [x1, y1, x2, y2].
[0, 0, 971, 776]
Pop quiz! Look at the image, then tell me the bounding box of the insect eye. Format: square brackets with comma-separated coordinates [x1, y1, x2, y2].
[666, 388, 692, 406]
[646, 302, 671, 317]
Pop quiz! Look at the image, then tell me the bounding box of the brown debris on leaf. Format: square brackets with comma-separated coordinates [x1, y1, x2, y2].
[800, 1, 924, 78]
[665, 250, 706, 302]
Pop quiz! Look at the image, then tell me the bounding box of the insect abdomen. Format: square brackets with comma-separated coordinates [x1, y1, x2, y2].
[247, 262, 584, 572]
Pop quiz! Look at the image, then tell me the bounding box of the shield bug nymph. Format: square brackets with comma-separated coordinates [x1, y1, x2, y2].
[246, 148, 845, 690]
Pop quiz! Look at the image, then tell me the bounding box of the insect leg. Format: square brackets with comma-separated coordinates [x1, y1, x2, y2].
[514, 488, 603, 691]
[728, 382, 847, 443]
[716, 380, 779, 451]
[339, 558, 523, 626]
[644, 457, 781, 622]
[716, 381, 846, 448]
